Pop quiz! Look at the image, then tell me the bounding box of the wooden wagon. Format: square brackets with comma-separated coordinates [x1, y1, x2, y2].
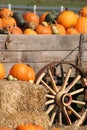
[0, 34, 87, 127]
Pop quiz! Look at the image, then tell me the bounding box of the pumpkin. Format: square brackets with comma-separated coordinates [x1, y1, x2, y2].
[36, 24, 52, 34]
[1, 17, 17, 28]
[74, 16, 87, 34]
[34, 125, 44, 130]
[0, 8, 13, 18]
[79, 6, 87, 17]
[45, 11, 57, 24]
[27, 65, 35, 83]
[66, 27, 79, 34]
[15, 124, 35, 130]
[0, 126, 12, 130]
[0, 18, 2, 28]
[57, 9, 77, 29]
[0, 63, 6, 79]
[7, 26, 23, 34]
[55, 23, 66, 34]
[39, 12, 49, 24]
[13, 12, 26, 28]
[9, 63, 35, 82]
[23, 12, 39, 25]
[23, 22, 38, 30]
[23, 28, 37, 34]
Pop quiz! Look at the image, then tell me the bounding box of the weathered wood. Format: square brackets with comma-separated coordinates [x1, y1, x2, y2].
[0, 34, 87, 76]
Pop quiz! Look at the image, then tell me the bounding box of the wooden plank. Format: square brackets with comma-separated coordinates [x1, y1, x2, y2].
[0, 51, 81, 63]
[0, 34, 82, 51]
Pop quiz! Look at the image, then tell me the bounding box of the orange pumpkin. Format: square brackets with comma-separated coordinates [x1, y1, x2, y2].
[8, 26, 23, 34]
[16, 124, 35, 130]
[1, 17, 17, 28]
[0, 8, 13, 18]
[0, 126, 12, 130]
[39, 12, 49, 24]
[27, 65, 35, 82]
[34, 125, 44, 130]
[66, 27, 79, 34]
[9, 63, 28, 81]
[0, 18, 2, 28]
[9, 63, 35, 82]
[23, 28, 37, 34]
[74, 16, 87, 34]
[57, 10, 77, 29]
[23, 12, 39, 25]
[36, 24, 52, 34]
[55, 23, 66, 34]
[79, 6, 87, 17]
[0, 63, 6, 79]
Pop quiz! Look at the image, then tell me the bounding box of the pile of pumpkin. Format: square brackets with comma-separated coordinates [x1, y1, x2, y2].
[0, 62, 35, 83]
[0, 6, 87, 34]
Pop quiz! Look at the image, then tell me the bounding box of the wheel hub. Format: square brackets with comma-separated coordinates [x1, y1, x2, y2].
[55, 91, 72, 107]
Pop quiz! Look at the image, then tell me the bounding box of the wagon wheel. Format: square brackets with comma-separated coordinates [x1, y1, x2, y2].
[35, 61, 87, 126]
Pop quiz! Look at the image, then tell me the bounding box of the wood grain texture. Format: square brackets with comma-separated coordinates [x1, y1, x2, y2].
[0, 34, 87, 75]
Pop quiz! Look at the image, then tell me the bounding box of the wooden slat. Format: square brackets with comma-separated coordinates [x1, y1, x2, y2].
[0, 34, 82, 51]
[0, 51, 81, 62]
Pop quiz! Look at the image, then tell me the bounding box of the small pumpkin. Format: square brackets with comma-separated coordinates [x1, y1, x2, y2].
[15, 124, 35, 130]
[39, 12, 49, 24]
[79, 6, 87, 17]
[8, 26, 23, 34]
[23, 28, 37, 34]
[34, 125, 44, 130]
[0, 18, 2, 28]
[27, 65, 35, 83]
[13, 12, 26, 28]
[66, 27, 79, 34]
[0, 63, 6, 79]
[57, 9, 77, 29]
[0, 8, 13, 18]
[74, 16, 87, 34]
[23, 22, 38, 30]
[0, 126, 12, 130]
[23, 12, 39, 25]
[1, 17, 17, 28]
[36, 24, 52, 34]
[45, 11, 57, 24]
[55, 23, 66, 34]
[9, 63, 35, 82]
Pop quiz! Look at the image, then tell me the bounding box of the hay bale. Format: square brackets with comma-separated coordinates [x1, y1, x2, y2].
[0, 111, 50, 130]
[0, 80, 50, 130]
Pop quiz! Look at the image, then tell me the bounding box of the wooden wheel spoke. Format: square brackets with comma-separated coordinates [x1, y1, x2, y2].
[45, 99, 54, 105]
[67, 105, 81, 119]
[48, 69, 58, 92]
[41, 80, 56, 95]
[62, 68, 72, 91]
[58, 108, 62, 125]
[50, 107, 57, 126]
[46, 104, 55, 114]
[36, 72, 46, 85]
[46, 94, 55, 99]
[72, 100, 86, 105]
[65, 75, 81, 93]
[69, 88, 84, 95]
[63, 106, 72, 124]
